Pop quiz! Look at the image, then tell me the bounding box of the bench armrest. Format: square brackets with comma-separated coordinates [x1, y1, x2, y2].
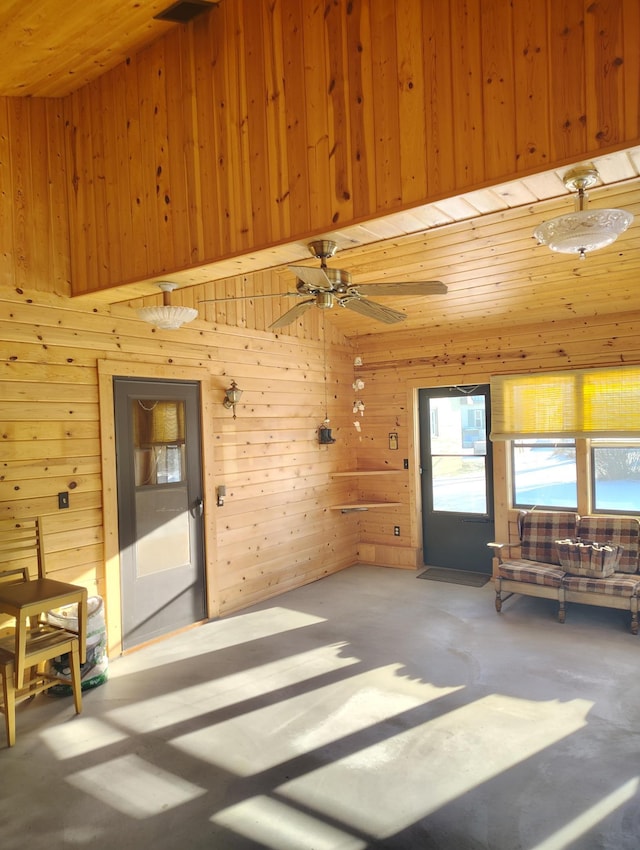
[487, 541, 519, 564]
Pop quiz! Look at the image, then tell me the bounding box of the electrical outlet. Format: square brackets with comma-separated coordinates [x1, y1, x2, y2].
[394, 525, 400, 536]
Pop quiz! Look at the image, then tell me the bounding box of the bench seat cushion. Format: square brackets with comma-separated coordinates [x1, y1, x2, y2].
[562, 573, 640, 598]
[498, 559, 565, 587]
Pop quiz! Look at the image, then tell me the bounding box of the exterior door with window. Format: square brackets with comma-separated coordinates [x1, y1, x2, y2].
[419, 386, 494, 572]
[114, 378, 206, 649]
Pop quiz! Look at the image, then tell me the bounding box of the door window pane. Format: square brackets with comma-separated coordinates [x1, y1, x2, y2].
[512, 439, 577, 509]
[133, 400, 186, 486]
[135, 488, 191, 575]
[432, 456, 488, 513]
[429, 395, 488, 514]
[430, 396, 487, 455]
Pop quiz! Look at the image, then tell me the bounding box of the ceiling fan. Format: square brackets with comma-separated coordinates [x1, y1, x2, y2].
[200, 240, 447, 328]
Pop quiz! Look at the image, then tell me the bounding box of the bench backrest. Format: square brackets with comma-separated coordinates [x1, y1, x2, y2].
[520, 511, 579, 565]
[577, 516, 640, 574]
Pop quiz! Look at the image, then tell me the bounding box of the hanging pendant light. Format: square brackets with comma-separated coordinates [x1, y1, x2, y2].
[137, 282, 198, 329]
[533, 165, 633, 260]
[317, 311, 336, 445]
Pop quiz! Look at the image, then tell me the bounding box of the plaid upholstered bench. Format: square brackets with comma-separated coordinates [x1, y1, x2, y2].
[489, 510, 578, 622]
[489, 511, 640, 634]
[561, 516, 640, 634]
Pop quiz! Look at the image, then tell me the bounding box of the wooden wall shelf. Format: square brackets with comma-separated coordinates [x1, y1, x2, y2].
[331, 470, 404, 512]
[331, 470, 403, 477]
[330, 502, 403, 512]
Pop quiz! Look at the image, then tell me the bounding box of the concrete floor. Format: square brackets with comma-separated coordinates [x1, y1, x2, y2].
[1, 564, 640, 850]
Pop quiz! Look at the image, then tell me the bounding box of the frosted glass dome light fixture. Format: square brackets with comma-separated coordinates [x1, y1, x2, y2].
[533, 165, 633, 260]
[137, 282, 198, 329]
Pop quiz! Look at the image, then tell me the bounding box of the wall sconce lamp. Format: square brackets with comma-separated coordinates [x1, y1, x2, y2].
[223, 380, 243, 419]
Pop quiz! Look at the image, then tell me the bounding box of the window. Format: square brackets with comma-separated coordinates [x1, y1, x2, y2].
[591, 441, 640, 514]
[133, 399, 186, 486]
[493, 367, 640, 516]
[511, 439, 577, 510]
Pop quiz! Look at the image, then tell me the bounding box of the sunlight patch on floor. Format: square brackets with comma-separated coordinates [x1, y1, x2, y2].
[277, 694, 593, 841]
[106, 642, 358, 734]
[40, 717, 129, 759]
[111, 606, 328, 675]
[171, 664, 462, 775]
[66, 754, 207, 818]
[211, 794, 367, 850]
[529, 777, 639, 850]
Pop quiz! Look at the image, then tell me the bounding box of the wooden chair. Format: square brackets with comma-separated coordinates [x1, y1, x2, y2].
[0, 517, 47, 582]
[0, 519, 83, 747]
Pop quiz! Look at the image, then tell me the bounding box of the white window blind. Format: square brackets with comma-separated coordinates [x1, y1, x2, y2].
[490, 365, 640, 440]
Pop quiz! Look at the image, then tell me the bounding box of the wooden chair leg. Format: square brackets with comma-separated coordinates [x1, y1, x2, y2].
[69, 641, 83, 715]
[1, 663, 16, 747]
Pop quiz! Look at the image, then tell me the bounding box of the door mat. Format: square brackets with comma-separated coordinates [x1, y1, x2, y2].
[417, 568, 491, 588]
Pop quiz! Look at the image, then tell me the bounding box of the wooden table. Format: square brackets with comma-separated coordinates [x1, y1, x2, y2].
[0, 578, 87, 687]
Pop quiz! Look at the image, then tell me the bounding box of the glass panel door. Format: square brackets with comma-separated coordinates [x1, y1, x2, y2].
[115, 379, 206, 649]
[419, 386, 494, 572]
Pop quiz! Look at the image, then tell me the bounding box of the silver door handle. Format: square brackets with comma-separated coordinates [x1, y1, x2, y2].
[194, 497, 204, 517]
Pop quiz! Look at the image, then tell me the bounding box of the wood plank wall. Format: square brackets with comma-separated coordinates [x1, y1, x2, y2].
[4, 281, 640, 634]
[352, 310, 640, 567]
[0, 282, 358, 649]
[1, 0, 640, 645]
[0, 97, 70, 294]
[50, 0, 639, 294]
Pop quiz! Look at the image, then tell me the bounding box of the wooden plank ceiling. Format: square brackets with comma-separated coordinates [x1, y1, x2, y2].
[0, 0, 202, 97]
[137, 149, 640, 340]
[2, 0, 639, 340]
[257, 155, 640, 339]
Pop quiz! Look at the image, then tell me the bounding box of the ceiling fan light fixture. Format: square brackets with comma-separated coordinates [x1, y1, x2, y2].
[315, 292, 334, 309]
[533, 165, 633, 259]
[137, 282, 198, 330]
[199, 240, 447, 328]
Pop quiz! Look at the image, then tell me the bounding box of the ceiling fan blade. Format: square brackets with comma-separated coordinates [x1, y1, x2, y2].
[269, 299, 316, 328]
[354, 281, 447, 296]
[342, 297, 407, 324]
[288, 264, 333, 290]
